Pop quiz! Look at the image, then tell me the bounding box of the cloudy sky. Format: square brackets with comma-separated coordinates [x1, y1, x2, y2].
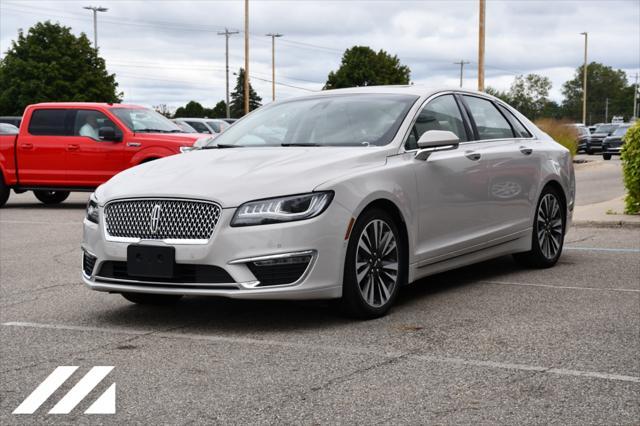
[1, 0, 638, 111]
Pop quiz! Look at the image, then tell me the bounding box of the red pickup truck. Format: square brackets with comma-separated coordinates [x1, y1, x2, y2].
[0, 102, 205, 207]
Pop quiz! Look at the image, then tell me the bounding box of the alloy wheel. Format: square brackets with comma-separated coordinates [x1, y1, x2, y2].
[355, 219, 399, 307]
[536, 193, 563, 260]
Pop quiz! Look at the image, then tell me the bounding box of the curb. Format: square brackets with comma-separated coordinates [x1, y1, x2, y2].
[572, 220, 640, 229]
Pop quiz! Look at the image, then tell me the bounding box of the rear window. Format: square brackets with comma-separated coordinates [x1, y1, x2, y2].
[497, 105, 532, 138]
[28, 109, 70, 136]
[463, 96, 514, 140]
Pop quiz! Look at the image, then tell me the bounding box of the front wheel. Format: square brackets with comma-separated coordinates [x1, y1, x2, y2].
[513, 187, 565, 268]
[340, 209, 405, 319]
[33, 190, 70, 205]
[121, 293, 183, 305]
[602, 153, 612, 160]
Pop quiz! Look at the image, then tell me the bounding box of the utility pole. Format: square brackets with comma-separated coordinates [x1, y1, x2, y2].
[83, 6, 108, 50]
[218, 28, 239, 119]
[244, 0, 250, 115]
[605, 98, 609, 123]
[580, 32, 588, 125]
[266, 33, 283, 101]
[633, 72, 638, 119]
[454, 60, 470, 88]
[478, 0, 486, 91]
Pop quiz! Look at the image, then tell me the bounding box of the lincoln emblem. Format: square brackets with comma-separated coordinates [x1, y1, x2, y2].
[149, 204, 162, 234]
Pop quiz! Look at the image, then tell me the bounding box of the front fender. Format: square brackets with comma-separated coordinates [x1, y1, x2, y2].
[128, 146, 178, 166]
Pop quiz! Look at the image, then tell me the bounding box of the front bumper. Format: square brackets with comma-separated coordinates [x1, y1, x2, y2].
[81, 201, 352, 300]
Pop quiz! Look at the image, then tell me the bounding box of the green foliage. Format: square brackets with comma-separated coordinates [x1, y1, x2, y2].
[153, 104, 172, 117]
[0, 21, 121, 115]
[484, 87, 510, 103]
[562, 62, 633, 123]
[174, 100, 206, 118]
[324, 46, 410, 89]
[486, 74, 553, 120]
[621, 121, 640, 214]
[534, 118, 578, 156]
[229, 68, 262, 118]
[209, 101, 227, 118]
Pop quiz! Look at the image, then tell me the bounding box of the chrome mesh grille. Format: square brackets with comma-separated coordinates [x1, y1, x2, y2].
[104, 199, 221, 241]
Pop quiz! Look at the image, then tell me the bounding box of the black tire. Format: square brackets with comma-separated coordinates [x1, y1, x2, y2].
[585, 147, 593, 155]
[340, 208, 406, 319]
[603, 153, 612, 160]
[513, 186, 565, 268]
[121, 292, 183, 305]
[33, 190, 70, 205]
[0, 175, 10, 207]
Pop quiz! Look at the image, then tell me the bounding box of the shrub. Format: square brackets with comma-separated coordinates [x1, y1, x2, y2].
[621, 121, 640, 214]
[534, 118, 578, 156]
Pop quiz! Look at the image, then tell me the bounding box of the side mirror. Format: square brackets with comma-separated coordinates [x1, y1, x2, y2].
[415, 130, 460, 161]
[98, 127, 121, 142]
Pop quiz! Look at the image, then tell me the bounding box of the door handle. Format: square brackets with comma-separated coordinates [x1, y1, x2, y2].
[519, 146, 533, 155]
[66, 144, 79, 151]
[127, 142, 142, 147]
[465, 151, 481, 161]
[20, 143, 34, 150]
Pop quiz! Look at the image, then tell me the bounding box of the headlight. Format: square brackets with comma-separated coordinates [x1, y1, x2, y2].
[86, 194, 99, 224]
[231, 192, 333, 226]
[179, 146, 194, 153]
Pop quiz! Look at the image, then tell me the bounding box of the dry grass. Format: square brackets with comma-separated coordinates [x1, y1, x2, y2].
[534, 118, 578, 156]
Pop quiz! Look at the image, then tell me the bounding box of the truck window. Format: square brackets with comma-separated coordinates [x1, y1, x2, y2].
[74, 110, 118, 140]
[28, 109, 71, 136]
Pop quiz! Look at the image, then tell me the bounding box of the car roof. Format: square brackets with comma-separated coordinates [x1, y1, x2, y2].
[29, 102, 145, 109]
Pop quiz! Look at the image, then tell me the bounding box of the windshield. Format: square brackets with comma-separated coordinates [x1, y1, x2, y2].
[612, 126, 629, 136]
[595, 124, 617, 134]
[111, 108, 182, 133]
[207, 94, 419, 147]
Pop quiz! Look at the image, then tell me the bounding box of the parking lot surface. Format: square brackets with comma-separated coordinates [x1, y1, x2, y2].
[1, 192, 639, 424]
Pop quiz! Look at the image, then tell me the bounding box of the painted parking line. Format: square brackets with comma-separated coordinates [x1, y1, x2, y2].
[481, 280, 640, 293]
[3, 321, 639, 384]
[564, 246, 640, 253]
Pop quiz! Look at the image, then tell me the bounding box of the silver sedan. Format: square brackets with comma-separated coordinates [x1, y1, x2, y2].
[82, 86, 574, 318]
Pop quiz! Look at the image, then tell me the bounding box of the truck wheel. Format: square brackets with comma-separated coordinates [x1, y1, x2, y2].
[602, 153, 612, 160]
[0, 176, 10, 208]
[33, 190, 70, 205]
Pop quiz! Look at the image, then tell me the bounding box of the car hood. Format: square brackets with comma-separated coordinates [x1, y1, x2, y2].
[131, 132, 204, 143]
[97, 146, 389, 207]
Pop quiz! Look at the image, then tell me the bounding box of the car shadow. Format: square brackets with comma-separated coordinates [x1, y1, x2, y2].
[91, 255, 523, 333]
[3, 202, 87, 210]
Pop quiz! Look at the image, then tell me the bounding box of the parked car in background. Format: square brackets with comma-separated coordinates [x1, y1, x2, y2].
[172, 119, 198, 133]
[222, 118, 237, 125]
[0, 102, 208, 207]
[82, 87, 574, 318]
[566, 123, 590, 153]
[0, 116, 22, 128]
[611, 116, 624, 124]
[174, 118, 230, 135]
[602, 124, 631, 160]
[588, 123, 603, 134]
[0, 123, 19, 134]
[586, 123, 619, 154]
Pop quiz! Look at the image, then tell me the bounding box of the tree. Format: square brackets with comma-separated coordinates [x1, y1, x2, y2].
[229, 68, 262, 118]
[0, 21, 121, 116]
[324, 46, 410, 90]
[207, 101, 227, 118]
[485, 87, 511, 103]
[507, 74, 552, 120]
[174, 100, 206, 118]
[561, 62, 633, 124]
[154, 104, 172, 118]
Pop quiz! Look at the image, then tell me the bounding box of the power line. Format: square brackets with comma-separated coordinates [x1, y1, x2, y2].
[453, 60, 470, 88]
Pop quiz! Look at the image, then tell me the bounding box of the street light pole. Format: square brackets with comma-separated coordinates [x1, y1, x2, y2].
[478, 0, 486, 91]
[580, 32, 588, 125]
[83, 6, 108, 50]
[266, 33, 283, 101]
[244, 0, 250, 115]
[218, 28, 239, 118]
[454, 60, 470, 88]
[633, 72, 638, 120]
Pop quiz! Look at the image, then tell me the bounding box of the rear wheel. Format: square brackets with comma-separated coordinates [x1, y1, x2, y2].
[340, 208, 405, 319]
[121, 292, 183, 305]
[0, 175, 10, 207]
[603, 153, 612, 160]
[33, 190, 70, 205]
[513, 186, 565, 268]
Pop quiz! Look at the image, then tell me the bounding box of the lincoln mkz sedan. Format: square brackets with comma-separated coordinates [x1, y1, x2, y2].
[82, 87, 575, 318]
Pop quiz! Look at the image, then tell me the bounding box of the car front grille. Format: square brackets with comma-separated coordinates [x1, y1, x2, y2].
[104, 199, 221, 241]
[97, 261, 235, 284]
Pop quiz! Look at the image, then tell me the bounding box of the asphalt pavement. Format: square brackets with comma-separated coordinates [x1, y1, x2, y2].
[574, 154, 624, 206]
[1, 188, 638, 424]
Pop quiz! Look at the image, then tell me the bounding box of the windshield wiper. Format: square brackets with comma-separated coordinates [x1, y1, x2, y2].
[135, 129, 171, 133]
[201, 144, 242, 149]
[280, 143, 323, 147]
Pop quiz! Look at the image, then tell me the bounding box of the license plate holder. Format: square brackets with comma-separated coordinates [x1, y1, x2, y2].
[127, 245, 175, 279]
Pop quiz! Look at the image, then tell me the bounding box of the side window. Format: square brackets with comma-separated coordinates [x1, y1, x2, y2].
[463, 96, 514, 140]
[497, 104, 532, 138]
[186, 121, 211, 134]
[74, 110, 118, 140]
[28, 109, 70, 136]
[206, 121, 222, 133]
[405, 95, 468, 150]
